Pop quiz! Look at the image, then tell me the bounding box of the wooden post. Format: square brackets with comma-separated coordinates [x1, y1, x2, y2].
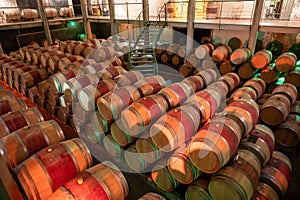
[81, 0, 93, 40]
[248, 0, 264, 53]
[142, 0, 149, 24]
[37, 0, 52, 45]
[108, 0, 118, 40]
[186, 0, 196, 56]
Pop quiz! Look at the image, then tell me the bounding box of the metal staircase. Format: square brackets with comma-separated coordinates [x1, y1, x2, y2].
[128, 4, 167, 77]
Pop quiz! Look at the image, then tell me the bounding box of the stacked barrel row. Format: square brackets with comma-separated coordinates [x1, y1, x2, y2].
[0, 86, 130, 200]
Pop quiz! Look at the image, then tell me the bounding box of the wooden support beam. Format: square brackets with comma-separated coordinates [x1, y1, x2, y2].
[142, 0, 149, 24]
[108, 0, 118, 40]
[81, 0, 93, 40]
[37, 0, 52, 45]
[186, 0, 196, 55]
[248, 0, 264, 53]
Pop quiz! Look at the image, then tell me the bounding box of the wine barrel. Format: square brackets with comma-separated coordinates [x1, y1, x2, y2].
[32, 48, 50, 65]
[37, 80, 50, 99]
[197, 69, 219, 87]
[5, 10, 20, 22]
[225, 37, 242, 52]
[90, 111, 113, 136]
[59, 7, 73, 17]
[209, 148, 261, 200]
[47, 53, 70, 72]
[80, 62, 108, 74]
[240, 124, 275, 166]
[0, 120, 64, 170]
[185, 176, 212, 200]
[224, 98, 259, 135]
[275, 52, 297, 72]
[219, 60, 235, 75]
[12, 65, 38, 82]
[49, 161, 128, 200]
[124, 145, 147, 172]
[0, 108, 44, 139]
[167, 142, 201, 184]
[83, 45, 96, 58]
[47, 89, 63, 106]
[20, 69, 49, 89]
[57, 55, 84, 72]
[177, 46, 186, 58]
[274, 115, 300, 148]
[111, 120, 135, 147]
[195, 45, 210, 59]
[0, 90, 14, 101]
[40, 51, 64, 68]
[251, 50, 272, 69]
[45, 8, 57, 18]
[212, 45, 232, 62]
[136, 137, 164, 164]
[271, 83, 298, 105]
[171, 55, 183, 66]
[49, 69, 78, 93]
[59, 40, 72, 53]
[92, 46, 115, 62]
[21, 9, 38, 19]
[102, 134, 124, 157]
[186, 54, 200, 68]
[121, 94, 169, 136]
[78, 79, 117, 111]
[230, 47, 252, 65]
[260, 151, 292, 198]
[96, 66, 127, 80]
[134, 75, 166, 97]
[251, 182, 279, 200]
[138, 193, 166, 200]
[260, 94, 291, 126]
[74, 42, 92, 56]
[184, 89, 221, 123]
[207, 80, 229, 99]
[150, 104, 201, 152]
[229, 86, 258, 102]
[160, 52, 170, 64]
[14, 138, 93, 200]
[63, 74, 99, 102]
[166, 44, 181, 56]
[237, 62, 258, 79]
[243, 78, 266, 99]
[66, 41, 81, 54]
[0, 98, 28, 116]
[158, 82, 193, 109]
[179, 64, 193, 77]
[219, 72, 240, 92]
[151, 164, 179, 192]
[188, 117, 242, 173]
[182, 75, 205, 93]
[73, 102, 92, 123]
[68, 60, 84, 71]
[115, 71, 144, 87]
[97, 85, 141, 120]
[27, 86, 39, 103]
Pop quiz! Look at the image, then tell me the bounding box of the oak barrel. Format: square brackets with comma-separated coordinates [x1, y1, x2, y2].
[0, 98, 27, 116]
[188, 117, 242, 173]
[97, 85, 141, 120]
[121, 94, 169, 136]
[275, 52, 297, 72]
[14, 138, 93, 200]
[212, 45, 232, 62]
[150, 104, 200, 152]
[0, 120, 64, 170]
[134, 75, 166, 97]
[0, 108, 44, 139]
[251, 50, 272, 69]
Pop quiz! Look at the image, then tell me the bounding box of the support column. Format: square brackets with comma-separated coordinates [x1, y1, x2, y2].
[248, 0, 264, 53]
[108, 0, 118, 40]
[81, 0, 93, 40]
[37, 0, 52, 45]
[142, 0, 149, 24]
[186, 0, 196, 55]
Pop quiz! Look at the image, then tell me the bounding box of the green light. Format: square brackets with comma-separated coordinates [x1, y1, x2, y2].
[276, 77, 285, 85]
[69, 21, 76, 28]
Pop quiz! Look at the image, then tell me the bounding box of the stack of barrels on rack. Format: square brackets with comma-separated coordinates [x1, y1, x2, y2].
[0, 88, 129, 200]
[3, 7, 74, 23]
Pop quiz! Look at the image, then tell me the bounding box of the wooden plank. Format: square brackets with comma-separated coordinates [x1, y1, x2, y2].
[81, 0, 93, 40]
[37, 0, 52, 45]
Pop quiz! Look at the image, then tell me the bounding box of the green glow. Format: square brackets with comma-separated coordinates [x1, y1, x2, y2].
[69, 21, 76, 28]
[276, 77, 285, 85]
